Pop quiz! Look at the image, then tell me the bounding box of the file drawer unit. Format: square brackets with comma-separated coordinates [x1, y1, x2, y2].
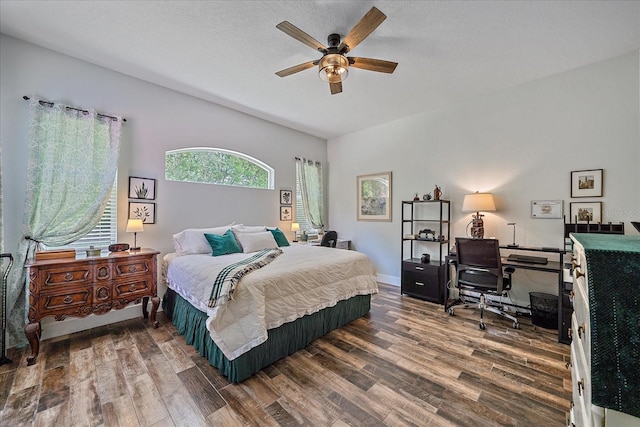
[401, 260, 445, 304]
[25, 248, 160, 365]
[568, 234, 640, 426]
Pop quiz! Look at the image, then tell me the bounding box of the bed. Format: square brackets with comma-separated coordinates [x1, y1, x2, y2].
[161, 225, 378, 382]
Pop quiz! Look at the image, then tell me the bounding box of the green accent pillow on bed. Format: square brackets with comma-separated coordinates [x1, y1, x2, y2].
[269, 228, 290, 247]
[205, 229, 242, 256]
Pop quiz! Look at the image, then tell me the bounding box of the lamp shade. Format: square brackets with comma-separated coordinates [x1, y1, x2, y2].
[290, 222, 300, 232]
[126, 218, 144, 233]
[462, 192, 496, 213]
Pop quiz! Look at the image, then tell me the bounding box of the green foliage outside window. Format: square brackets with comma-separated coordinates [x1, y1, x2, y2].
[165, 148, 273, 189]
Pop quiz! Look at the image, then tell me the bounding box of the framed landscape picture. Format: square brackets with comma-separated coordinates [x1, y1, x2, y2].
[570, 202, 602, 224]
[357, 171, 392, 221]
[571, 169, 603, 198]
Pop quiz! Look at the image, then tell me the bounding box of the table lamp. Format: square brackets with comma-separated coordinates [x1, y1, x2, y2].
[290, 222, 300, 242]
[462, 192, 496, 239]
[126, 218, 144, 250]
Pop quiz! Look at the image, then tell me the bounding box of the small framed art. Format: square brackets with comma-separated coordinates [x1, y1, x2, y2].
[280, 206, 292, 221]
[570, 202, 602, 223]
[129, 176, 156, 200]
[570, 169, 603, 198]
[357, 171, 392, 221]
[280, 190, 293, 205]
[129, 202, 156, 224]
[531, 200, 563, 219]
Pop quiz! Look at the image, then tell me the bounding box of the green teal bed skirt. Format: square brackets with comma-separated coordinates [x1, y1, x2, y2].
[166, 289, 371, 383]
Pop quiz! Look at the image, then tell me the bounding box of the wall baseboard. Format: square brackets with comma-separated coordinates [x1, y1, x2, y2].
[377, 274, 399, 286]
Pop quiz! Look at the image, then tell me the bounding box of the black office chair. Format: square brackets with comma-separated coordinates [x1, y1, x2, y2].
[320, 230, 337, 248]
[448, 238, 519, 330]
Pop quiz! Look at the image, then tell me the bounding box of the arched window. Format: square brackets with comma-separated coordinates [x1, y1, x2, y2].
[165, 148, 274, 189]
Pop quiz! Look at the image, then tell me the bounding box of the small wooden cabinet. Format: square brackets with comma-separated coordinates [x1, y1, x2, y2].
[25, 248, 160, 365]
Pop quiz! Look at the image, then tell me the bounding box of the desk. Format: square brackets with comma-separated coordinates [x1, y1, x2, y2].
[445, 245, 569, 344]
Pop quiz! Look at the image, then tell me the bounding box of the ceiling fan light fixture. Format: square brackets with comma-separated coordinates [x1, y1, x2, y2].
[318, 54, 349, 83]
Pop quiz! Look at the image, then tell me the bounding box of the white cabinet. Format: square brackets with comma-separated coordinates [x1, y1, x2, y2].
[569, 234, 640, 427]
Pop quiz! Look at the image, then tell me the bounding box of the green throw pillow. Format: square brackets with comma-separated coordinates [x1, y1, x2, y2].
[205, 229, 242, 256]
[269, 228, 290, 247]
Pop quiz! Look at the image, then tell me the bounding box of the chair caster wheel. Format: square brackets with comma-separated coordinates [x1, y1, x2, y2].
[479, 322, 486, 330]
[513, 322, 520, 329]
[448, 308, 455, 316]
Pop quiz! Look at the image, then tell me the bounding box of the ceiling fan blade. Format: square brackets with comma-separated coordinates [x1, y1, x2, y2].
[329, 81, 342, 95]
[276, 21, 327, 52]
[338, 7, 386, 53]
[349, 57, 398, 74]
[275, 61, 316, 77]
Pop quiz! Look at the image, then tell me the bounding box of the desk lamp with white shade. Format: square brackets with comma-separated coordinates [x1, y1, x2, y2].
[126, 218, 144, 251]
[462, 192, 496, 239]
[290, 222, 300, 242]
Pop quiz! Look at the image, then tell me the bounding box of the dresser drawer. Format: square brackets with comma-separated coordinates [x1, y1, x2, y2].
[39, 288, 92, 314]
[571, 315, 591, 412]
[572, 281, 591, 365]
[38, 265, 92, 291]
[113, 277, 153, 300]
[114, 257, 152, 278]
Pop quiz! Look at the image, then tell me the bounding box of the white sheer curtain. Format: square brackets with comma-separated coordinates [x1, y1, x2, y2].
[295, 157, 325, 230]
[6, 97, 122, 346]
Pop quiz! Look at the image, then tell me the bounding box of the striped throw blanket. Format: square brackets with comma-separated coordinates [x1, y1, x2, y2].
[208, 248, 283, 308]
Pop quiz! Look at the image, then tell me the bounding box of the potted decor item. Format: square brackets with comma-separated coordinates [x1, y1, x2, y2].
[301, 230, 308, 242]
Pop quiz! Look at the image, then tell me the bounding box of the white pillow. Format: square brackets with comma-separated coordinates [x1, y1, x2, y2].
[231, 224, 266, 233]
[173, 223, 235, 256]
[234, 231, 278, 253]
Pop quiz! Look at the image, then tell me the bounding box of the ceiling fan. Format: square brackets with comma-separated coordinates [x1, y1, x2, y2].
[275, 7, 398, 95]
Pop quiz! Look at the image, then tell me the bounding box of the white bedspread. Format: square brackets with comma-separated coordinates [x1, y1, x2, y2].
[163, 244, 378, 360]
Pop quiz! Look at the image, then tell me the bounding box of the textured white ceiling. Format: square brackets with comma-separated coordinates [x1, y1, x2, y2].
[1, 1, 638, 139]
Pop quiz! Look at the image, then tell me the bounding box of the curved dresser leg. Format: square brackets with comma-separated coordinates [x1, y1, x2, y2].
[24, 322, 41, 366]
[150, 296, 160, 328]
[142, 296, 149, 319]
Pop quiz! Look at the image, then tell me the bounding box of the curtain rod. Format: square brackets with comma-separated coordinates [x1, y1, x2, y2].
[294, 157, 321, 165]
[22, 96, 126, 122]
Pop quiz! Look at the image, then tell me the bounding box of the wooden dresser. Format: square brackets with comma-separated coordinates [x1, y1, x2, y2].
[569, 234, 640, 426]
[25, 248, 160, 365]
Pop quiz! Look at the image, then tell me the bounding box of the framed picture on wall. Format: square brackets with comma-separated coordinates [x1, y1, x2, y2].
[280, 190, 293, 205]
[570, 202, 602, 224]
[570, 169, 603, 198]
[280, 206, 292, 221]
[531, 200, 563, 219]
[129, 176, 156, 200]
[129, 202, 156, 224]
[357, 171, 392, 221]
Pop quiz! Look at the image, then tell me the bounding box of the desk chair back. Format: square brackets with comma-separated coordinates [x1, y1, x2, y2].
[455, 238, 505, 293]
[321, 231, 338, 248]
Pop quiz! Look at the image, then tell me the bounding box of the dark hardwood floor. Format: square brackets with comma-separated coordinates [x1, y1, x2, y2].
[0, 283, 571, 426]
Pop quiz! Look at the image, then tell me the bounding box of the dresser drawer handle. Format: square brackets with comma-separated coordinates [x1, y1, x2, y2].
[578, 323, 586, 339]
[415, 266, 424, 271]
[565, 360, 571, 369]
[64, 273, 74, 281]
[128, 265, 137, 273]
[63, 295, 73, 304]
[577, 379, 584, 396]
[574, 267, 585, 279]
[414, 282, 425, 286]
[129, 284, 137, 292]
[568, 327, 572, 340]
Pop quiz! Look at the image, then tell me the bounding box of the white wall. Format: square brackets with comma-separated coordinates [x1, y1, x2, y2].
[0, 35, 326, 338]
[328, 51, 639, 305]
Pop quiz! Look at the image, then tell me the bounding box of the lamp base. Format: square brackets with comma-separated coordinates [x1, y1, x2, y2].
[507, 244, 519, 248]
[470, 216, 485, 239]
